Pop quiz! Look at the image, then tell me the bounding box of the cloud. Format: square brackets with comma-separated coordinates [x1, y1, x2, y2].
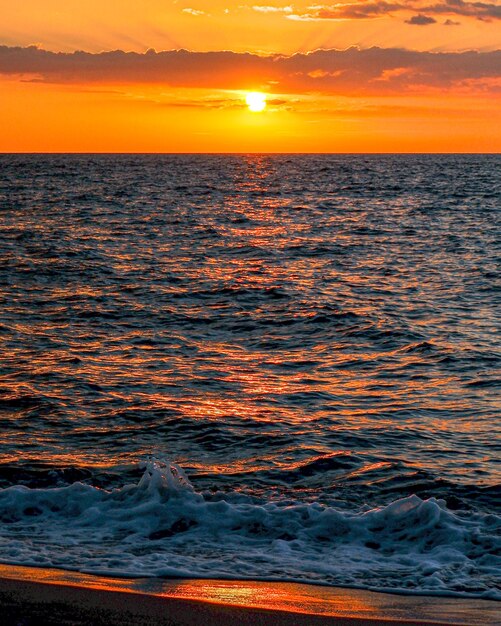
[288, 2, 405, 20]
[252, 5, 293, 13]
[406, 13, 437, 24]
[421, 0, 501, 20]
[182, 8, 206, 16]
[443, 17, 461, 24]
[1, 45, 500, 96]
[287, 0, 501, 21]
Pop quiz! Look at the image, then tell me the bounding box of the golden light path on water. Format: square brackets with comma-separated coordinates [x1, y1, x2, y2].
[1, 154, 496, 488]
[0, 154, 499, 598]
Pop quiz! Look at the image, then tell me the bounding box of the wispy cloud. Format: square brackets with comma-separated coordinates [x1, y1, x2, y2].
[422, 0, 501, 20]
[289, 2, 405, 20]
[252, 5, 293, 13]
[182, 8, 207, 16]
[287, 0, 501, 22]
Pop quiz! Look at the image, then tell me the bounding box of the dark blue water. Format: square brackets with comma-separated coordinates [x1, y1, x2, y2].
[0, 154, 499, 597]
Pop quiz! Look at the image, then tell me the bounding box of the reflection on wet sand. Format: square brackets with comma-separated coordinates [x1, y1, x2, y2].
[0, 564, 499, 625]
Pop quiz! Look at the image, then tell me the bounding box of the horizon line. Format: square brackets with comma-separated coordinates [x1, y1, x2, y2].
[1, 152, 500, 156]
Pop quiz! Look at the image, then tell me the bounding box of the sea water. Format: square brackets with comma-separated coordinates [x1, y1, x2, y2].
[0, 154, 499, 598]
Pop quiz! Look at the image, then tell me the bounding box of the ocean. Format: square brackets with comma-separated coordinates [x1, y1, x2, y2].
[0, 154, 499, 599]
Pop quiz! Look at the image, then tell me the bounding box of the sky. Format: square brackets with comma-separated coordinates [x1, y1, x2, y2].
[1, 0, 500, 152]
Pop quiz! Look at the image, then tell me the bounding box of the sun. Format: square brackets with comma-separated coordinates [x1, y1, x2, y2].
[245, 92, 267, 113]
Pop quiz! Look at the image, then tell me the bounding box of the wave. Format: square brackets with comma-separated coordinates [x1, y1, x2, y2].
[0, 460, 499, 599]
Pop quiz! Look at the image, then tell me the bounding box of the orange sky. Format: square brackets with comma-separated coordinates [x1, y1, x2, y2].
[1, 0, 500, 152]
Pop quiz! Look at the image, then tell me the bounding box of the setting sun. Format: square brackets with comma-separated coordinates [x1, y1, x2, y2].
[245, 92, 267, 113]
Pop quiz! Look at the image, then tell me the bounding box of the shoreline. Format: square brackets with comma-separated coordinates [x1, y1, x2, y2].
[0, 564, 498, 625]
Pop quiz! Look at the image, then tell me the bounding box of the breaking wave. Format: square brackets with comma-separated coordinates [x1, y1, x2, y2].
[0, 459, 499, 599]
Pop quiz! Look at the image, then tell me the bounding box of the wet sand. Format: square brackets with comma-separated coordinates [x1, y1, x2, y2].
[0, 564, 498, 626]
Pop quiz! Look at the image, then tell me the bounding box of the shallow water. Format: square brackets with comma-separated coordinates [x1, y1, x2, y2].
[0, 154, 499, 597]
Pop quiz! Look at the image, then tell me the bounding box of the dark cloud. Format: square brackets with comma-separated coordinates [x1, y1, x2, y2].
[281, 47, 501, 93]
[288, 0, 501, 21]
[421, 0, 501, 20]
[0, 45, 500, 95]
[0, 46, 272, 88]
[405, 14, 437, 24]
[444, 17, 461, 23]
[316, 1, 404, 19]
[288, 2, 405, 20]
[267, 98, 289, 105]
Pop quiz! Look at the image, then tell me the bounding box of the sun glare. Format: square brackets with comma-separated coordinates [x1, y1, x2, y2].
[245, 92, 267, 113]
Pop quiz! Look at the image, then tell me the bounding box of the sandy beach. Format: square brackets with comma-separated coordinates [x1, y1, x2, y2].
[0, 564, 498, 626]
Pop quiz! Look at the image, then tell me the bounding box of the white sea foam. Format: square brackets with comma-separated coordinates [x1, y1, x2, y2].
[0, 460, 499, 598]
